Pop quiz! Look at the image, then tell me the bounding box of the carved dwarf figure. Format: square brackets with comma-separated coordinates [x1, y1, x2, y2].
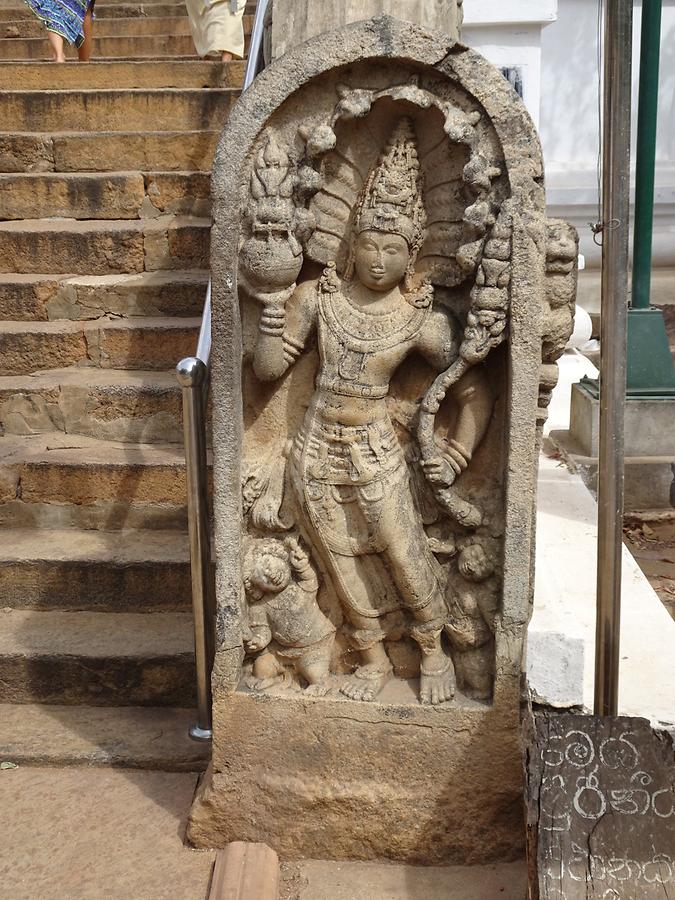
[250, 118, 494, 705]
[243, 536, 335, 695]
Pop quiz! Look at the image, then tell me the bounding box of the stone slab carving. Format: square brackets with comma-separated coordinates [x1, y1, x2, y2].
[188, 16, 577, 862]
[525, 713, 675, 899]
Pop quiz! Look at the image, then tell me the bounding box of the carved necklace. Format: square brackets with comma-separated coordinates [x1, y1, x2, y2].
[319, 283, 427, 355]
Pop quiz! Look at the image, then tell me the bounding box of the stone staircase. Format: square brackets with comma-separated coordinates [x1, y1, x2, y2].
[0, 0, 252, 769]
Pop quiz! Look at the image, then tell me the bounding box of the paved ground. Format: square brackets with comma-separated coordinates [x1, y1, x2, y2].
[624, 516, 675, 621]
[0, 766, 527, 899]
[283, 859, 527, 899]
[0, 767, 215, 899]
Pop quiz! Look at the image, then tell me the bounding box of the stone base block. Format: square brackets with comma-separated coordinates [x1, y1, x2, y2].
[570, 380, 675, 458]
[553, 384, 675, 509]
[187, 684, 525, 865]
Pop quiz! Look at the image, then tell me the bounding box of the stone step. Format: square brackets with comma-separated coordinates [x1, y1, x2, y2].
[0, 216, 210, 275]
[0, 33, 201, 58]
[0, 316, 199, 375]
[0, 368, 185, 442]
[0, 171, 211, 220]
[0, 130, 220, 173]
[0, 59, 244, 89]
[0, 15, 201, 38]
[0, 704, 209, 770]
[2, 88, 236, 133]
[0, 432, 191, 530]
[0, 529, 190, 611]
[0, 2, 189, 18]
[0, 270, 207, 321]
[0, 608, 195, 705]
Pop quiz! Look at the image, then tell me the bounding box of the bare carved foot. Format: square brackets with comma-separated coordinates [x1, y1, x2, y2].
[340, 663, 392, 702]
[245, 673, 284, 691]
[419, 651, 455, 705]
[304, 682, 331, 697]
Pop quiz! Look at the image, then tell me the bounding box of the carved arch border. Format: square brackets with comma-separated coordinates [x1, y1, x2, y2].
[210, 15, 547, 704]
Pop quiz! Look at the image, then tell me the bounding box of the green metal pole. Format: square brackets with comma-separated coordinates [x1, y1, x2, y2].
[625, 0, 675, 394]
[631, 0, 661, 310]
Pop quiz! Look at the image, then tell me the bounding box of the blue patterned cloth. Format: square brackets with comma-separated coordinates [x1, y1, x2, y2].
[22, 0, 93, 47]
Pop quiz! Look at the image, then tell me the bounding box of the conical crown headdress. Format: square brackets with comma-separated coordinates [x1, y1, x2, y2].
[354, 117, 426, 254]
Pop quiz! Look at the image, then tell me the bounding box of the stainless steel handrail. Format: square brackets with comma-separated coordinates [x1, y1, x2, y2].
[177, 0, 269, 742]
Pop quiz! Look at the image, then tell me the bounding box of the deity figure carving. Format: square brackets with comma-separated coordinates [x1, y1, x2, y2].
[245, 118, 498, 705]
[243, 535, 335, 695]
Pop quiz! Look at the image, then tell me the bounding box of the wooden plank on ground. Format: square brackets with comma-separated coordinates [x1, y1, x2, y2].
[209, 842, 279, 900]
[525, 712, 675, 899]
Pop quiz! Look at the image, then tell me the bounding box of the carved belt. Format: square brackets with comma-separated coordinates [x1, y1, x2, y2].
[316, 374, 388, 400]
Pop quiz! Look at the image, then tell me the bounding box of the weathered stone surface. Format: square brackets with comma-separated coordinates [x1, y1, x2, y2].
[0, 317, 199, 375]
[294, 858, 527, 899]
[271, 0, 463, 58]
[1, 15, 193, 39]
[0, 609, 195, 706]
[188, 685, 525, 863]
[144, 172, 211, 217]
[0, 59, 244, 90]
[0, 274, 65, 320]
[0, 132, 54, 173]
[2, 88, 236, 133]
[0, 768, 214, 900]
[0, 529, 190, 611]
[96, 316, 199, 369]
[0, 369, 183, 442]
[0, 34, 200, 59]
[525, 713, 675, 899]
[0, 434, 192, 533]
[50, 131, 219, 174]
[0, 496, 187, 531]
[33, 271, 207, 320]
[0, 217, 208, 275]
[0, 704, 208, 770]
[0, 321, 89, 375]
[0, 1, 189, 18]
[192, 15, 576, 860]
[0, 219, 146, 276]
[144, 217, 210, 270]
[0, 172, 146, 220]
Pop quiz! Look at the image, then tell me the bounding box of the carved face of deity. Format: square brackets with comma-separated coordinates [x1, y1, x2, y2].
[353, 230, 411, 293]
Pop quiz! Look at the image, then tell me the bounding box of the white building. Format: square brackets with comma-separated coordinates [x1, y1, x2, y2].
[464, 0, 675, 313]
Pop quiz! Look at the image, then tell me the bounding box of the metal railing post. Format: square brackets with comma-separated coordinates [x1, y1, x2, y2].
[176, 0, 268, 741]
[176, 356, 214, 741]
[594, 0, 633, 717]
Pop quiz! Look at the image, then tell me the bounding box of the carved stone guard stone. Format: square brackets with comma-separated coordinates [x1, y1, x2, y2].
[187, 16, 578, 862]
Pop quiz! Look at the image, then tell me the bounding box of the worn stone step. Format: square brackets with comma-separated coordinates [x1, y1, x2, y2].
[0, 432, 191, 530]
[0, 15, 199, 38]
[0, 529, 190, 611]
[0, 368, 185, 442]
[0, 609, 195, 706]
[0, 2, 188, 18]
[0, 704, 209, 770]
[0, 270, 207, 321]
[2, 87, 235, 133]
[0, 33, 201, 58]
[0, 316, 199, 375]
[0, 171, 211, 220]
[0, 216, 210, 275]
[0, 59, 244, 89]
[0, 130, 220, 173]
[0, 28, 252, 59]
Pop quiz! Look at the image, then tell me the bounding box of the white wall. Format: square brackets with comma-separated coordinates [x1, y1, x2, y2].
[464, 0, 675, 286]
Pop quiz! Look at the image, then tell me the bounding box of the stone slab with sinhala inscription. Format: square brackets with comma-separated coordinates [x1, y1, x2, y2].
[525, 713, 675, 899]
